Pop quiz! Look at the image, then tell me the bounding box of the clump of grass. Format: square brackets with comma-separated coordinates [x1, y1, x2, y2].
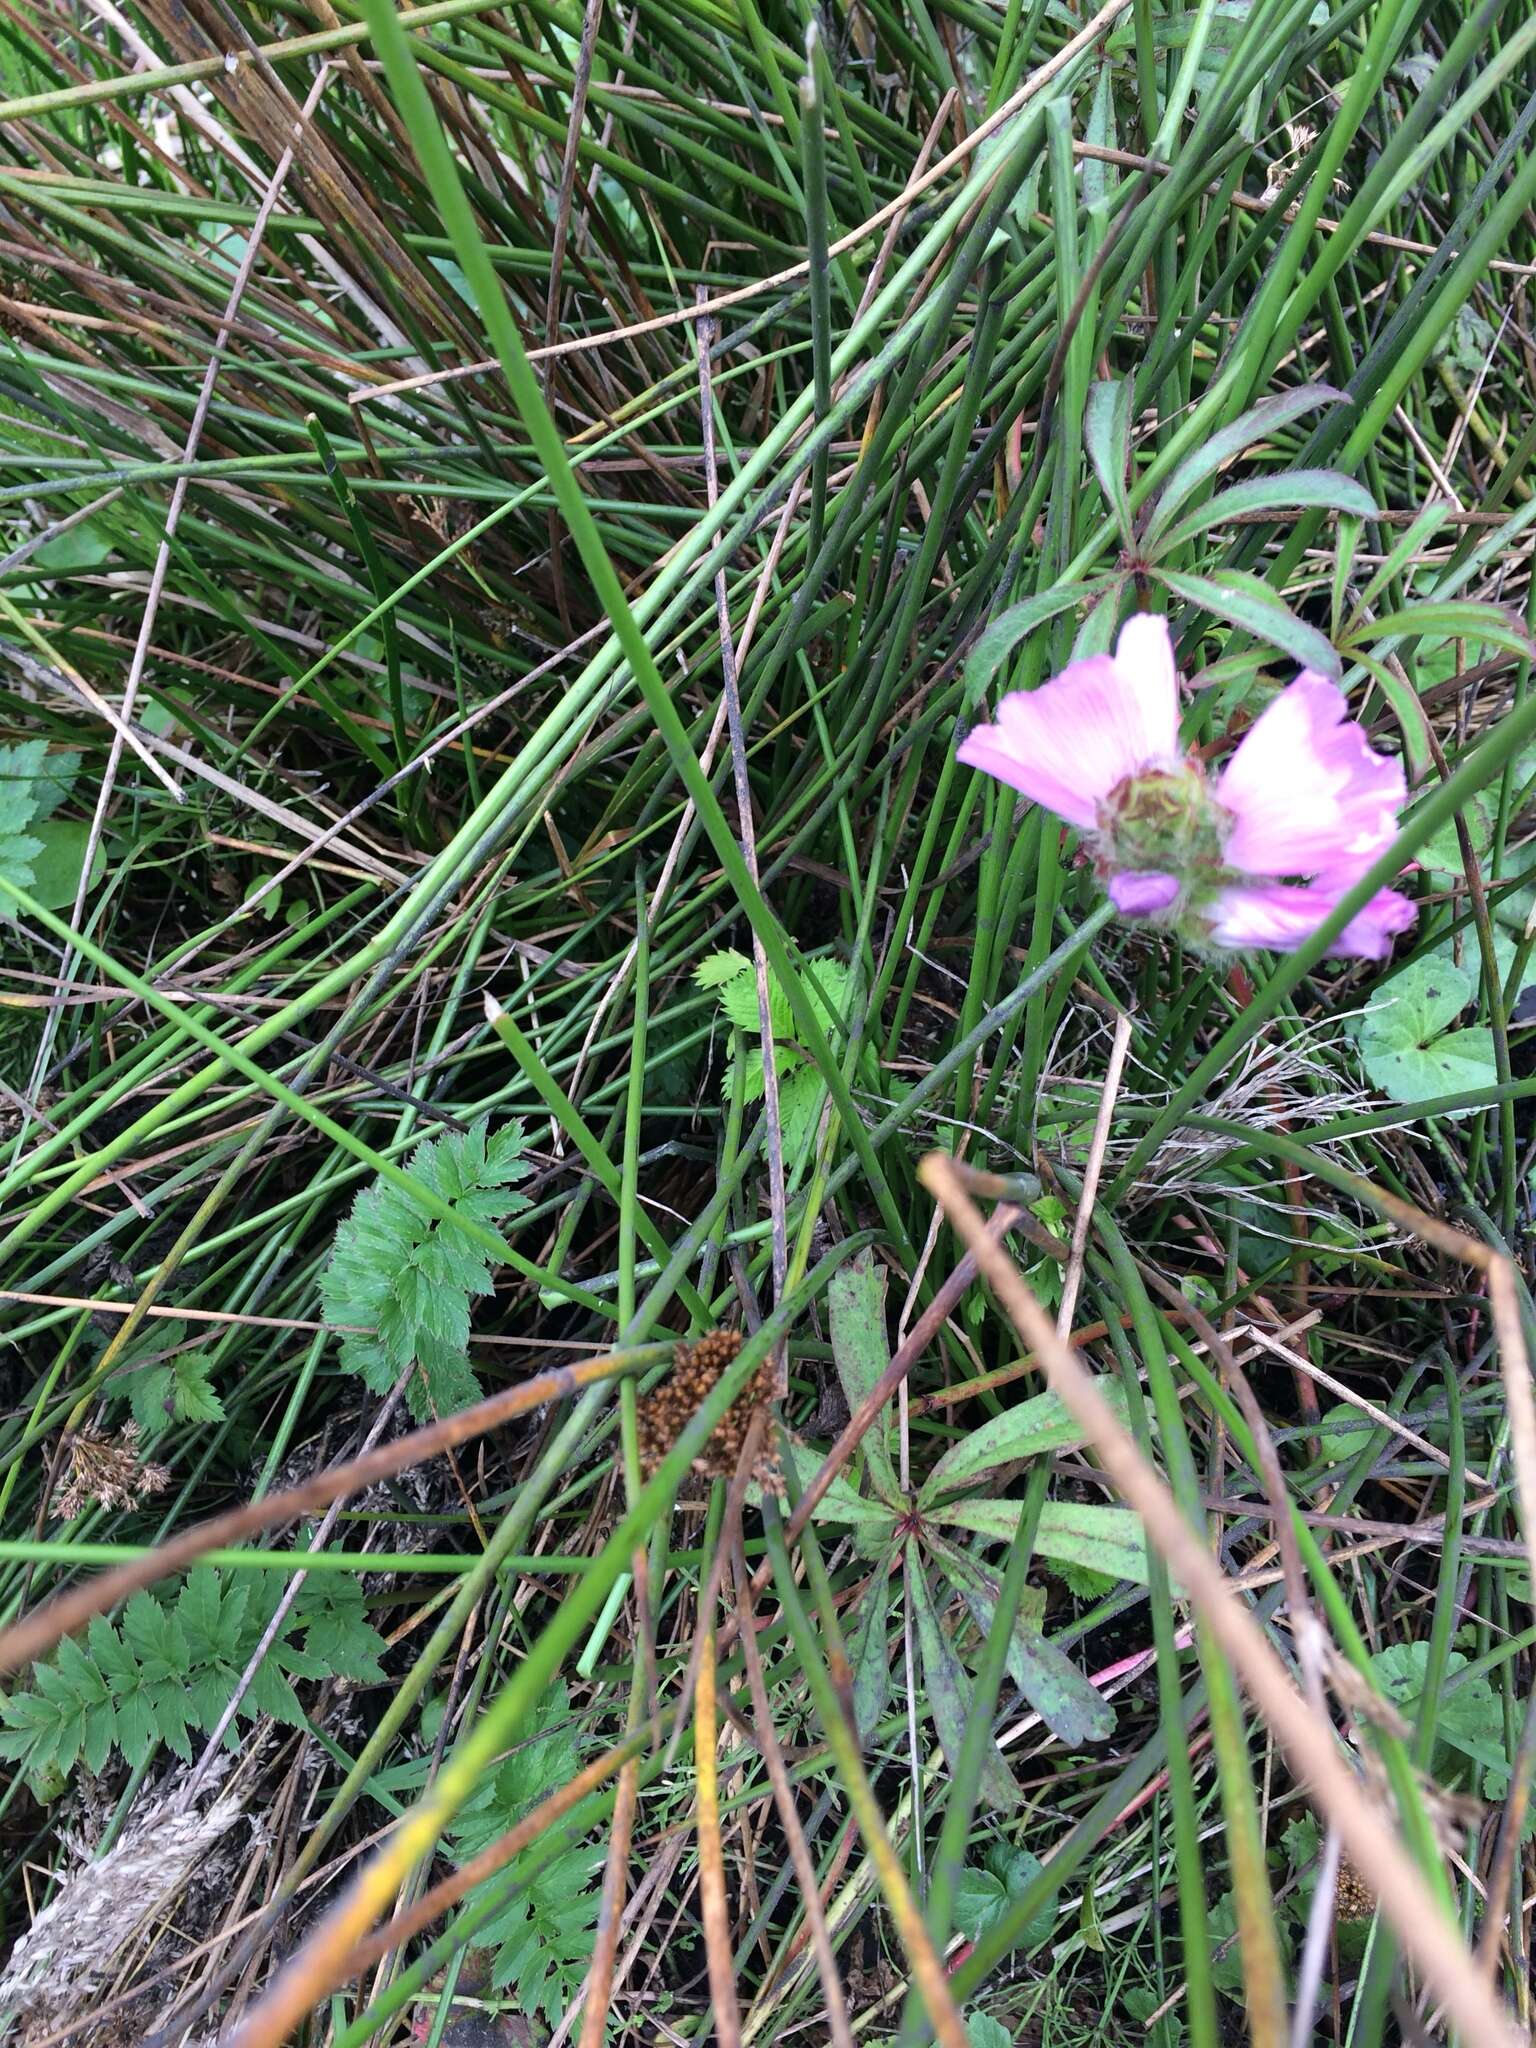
[1, 0, 1535, 2041]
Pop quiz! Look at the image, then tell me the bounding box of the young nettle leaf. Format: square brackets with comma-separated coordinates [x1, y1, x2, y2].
[0, 739, 53, 905]
[1355, 956, 1497, 1105]
[300, 1572, 388, 1683]
[0, 740, 100, 914]
[119, 1326, 226, 1436]
[321, 1115, 531, 1420]
[695, 950, 861, 1168]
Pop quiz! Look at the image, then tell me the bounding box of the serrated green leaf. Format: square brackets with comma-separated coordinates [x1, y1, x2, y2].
[0, 831, 42, 908]
[27, 750, 81, 825]
[445, 1679, 599, 2007]
[114, 1689, 157, 1767]
[0, 740, 48, 837]
[695, 948, 753, 990]
[126, 1364, 176, 1436]
[322, 1116, 532, 1420]
[83, 1697, 117, 1774]
[775, 1062, 827, 1163]
[248, 1658, 306, 1725]
[169, 1351, 225, 1423]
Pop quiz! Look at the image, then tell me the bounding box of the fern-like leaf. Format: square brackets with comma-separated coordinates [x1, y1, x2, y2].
[442, 1682, 602, 2025]
[320, 1115, 531, 1420]
[0, 1565, 388, 1787]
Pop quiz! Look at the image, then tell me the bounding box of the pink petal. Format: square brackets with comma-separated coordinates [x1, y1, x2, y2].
[1207, 878, 1416, 960]
[1114, 611, 1178, 704]
[958, 628, 1180, 830]
[1214, 672, 1406, 878]
[1109, 869, 1181, 916]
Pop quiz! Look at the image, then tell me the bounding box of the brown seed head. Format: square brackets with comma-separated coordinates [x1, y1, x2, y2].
[1335, 1858, 1375, 1921]
[635, 1329, 779, 1485]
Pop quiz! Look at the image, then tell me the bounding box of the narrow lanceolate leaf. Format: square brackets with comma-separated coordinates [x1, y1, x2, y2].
[827, 1249, 900, 1503]
[1153, 468, 1377, 551]
[1347, 600, 1536, 659]
[910, 1558, 1020, 1810]
[963, 581, 1114, 697]
[928, 1535, 1114, 1749]
[851, 1554, 895, 1741]
[1083, 379, 1134, 543]
[927, 1498, 1151, 1586]
[1154, 567, 1343, 677]
[918, 1380, 1130, 1502]
[1146, 384, 1348, 538]
[771, 1443, 899, 1534]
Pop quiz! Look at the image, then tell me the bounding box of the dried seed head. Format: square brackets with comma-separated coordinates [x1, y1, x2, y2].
[1335, 1858, 1374, 1921]
[636, 1329, 780, 1486]
[51, 1425, 170, 1523]
[0, 1788, 245, 2032]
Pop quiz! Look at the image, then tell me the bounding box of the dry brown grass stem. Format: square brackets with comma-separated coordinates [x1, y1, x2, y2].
[0, 1344, 663, 1674]
[696, 1627, 744, 2048]
[918, 1150, 1524, 2048]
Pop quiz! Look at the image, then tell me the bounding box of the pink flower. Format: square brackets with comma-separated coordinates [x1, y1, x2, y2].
[1207, 878, 1417, 961]
[958, 614, 1414, 960]
[957, 614, 1180, 829]
[1214, 671, 1406, 877]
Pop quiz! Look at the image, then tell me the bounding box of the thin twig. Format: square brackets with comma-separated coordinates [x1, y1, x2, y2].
[696, 1624, 744, 2048]
[699, 295, 789, 1363]
[1055, 1009, 1133, 1338]
[919, 1150, 1523, 2048]
[0, 1345, 665, 1673]
[27, 64, 332, 1104]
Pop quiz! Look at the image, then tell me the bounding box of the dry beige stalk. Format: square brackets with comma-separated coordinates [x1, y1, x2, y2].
[918, 1150, 1524, 2048]
[0, 1790, 245, 2037]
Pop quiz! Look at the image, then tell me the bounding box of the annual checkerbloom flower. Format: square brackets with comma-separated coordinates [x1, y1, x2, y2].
[958, 614, 1415, 960]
